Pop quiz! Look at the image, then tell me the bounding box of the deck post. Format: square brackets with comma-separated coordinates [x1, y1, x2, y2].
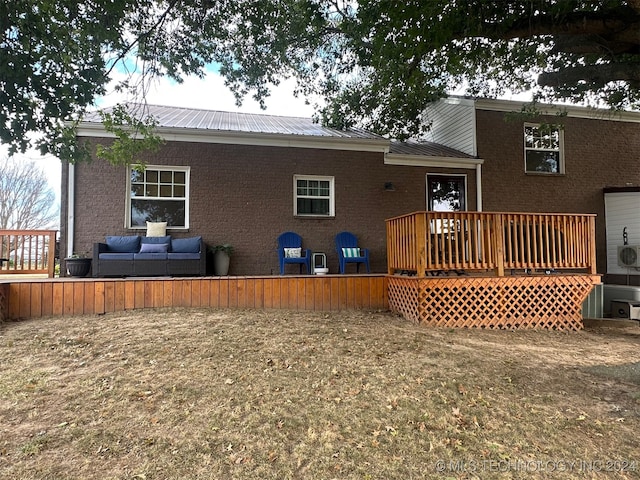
[588, 216, 597, 275]
[47, 230, 57, 278]
[493, 214, 505, 277]
[386, 221, 393, 275]
[415, 212, 427, 278]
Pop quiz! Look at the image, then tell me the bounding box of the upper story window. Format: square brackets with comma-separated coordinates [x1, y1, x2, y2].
[127, 165, 189, 229]
[294, 175, 335, 217]
[524, 123, 564, 174]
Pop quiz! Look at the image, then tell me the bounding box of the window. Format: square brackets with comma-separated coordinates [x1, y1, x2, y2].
[427, 175, 466, 211]
[524, 123, 564, 174]
[294, 175, 334, 217]
[127, 165, 189, 228]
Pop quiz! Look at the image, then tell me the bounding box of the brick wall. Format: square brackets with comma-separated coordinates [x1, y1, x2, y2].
[476, 110, 640, 274]
[71, 138, 475, 275]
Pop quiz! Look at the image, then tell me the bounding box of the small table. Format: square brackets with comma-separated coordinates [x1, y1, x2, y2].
[0, 258, 8, 267]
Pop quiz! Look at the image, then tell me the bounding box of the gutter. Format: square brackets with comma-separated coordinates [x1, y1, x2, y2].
[66, 163, 75, 258]
[75, 123, 391, 154]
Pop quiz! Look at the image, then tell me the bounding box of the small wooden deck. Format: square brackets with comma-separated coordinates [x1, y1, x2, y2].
[385, 211, 600, 331]
[0, 274, 388, 322]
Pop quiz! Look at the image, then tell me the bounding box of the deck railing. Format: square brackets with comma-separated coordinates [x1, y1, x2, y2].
[386, 212, 597, 277]
[0, 229, 58, 278]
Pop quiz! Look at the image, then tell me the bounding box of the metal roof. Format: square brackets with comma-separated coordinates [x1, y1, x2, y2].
[80, 103, 478, 160]
[81, 103, 384, 141]
[389, 139, 473, 159]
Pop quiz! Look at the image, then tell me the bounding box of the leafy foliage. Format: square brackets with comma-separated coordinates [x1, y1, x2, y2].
[95, 104, 164, 166]
[3, 1, 640, 156]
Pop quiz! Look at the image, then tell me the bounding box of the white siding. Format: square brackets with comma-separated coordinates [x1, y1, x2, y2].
[421, 98, 477, 156]
[604, 192, 640, 274]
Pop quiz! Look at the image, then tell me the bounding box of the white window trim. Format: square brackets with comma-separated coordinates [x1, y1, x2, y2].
[425, 173, 468, 211]
[126, 165, 190, 229]
[293, 175, 335, 217]
[523, 122, 565, 174]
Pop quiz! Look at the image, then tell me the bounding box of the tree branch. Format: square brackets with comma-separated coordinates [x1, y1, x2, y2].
[551, 34, 638, 55]
[538, 61, 640, 88]
[480, 9, 638, 42]
[104, 0, 181, 79]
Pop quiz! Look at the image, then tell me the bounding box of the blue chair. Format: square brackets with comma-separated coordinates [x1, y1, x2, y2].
[335, 231, 370, 273]
[277, 232, 312, 275]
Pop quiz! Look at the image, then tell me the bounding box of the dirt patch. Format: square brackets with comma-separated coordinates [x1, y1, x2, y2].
[1, 309, 639, 479]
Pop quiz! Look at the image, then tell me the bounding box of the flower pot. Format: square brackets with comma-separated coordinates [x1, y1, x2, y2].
[66, 258, 92, 277]
[213, 251, 230, 276]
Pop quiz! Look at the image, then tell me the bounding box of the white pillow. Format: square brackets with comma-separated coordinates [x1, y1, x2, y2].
[146, 221, 167, 237]
[284, 247, 302, 258]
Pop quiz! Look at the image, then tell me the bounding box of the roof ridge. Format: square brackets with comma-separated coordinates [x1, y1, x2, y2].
[119, 102, 313, 121]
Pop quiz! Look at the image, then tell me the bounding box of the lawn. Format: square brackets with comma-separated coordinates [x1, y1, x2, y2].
[1, 308, 639, 479]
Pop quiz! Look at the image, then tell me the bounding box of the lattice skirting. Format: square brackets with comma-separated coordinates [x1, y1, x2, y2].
[388, 275, 600, 331]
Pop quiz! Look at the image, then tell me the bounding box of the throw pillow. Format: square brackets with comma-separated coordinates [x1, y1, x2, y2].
[342, 247, 361, 258]
[284, 247, 302, 258]
[139, 243, 169, 253]
[146, 221, 167, 237]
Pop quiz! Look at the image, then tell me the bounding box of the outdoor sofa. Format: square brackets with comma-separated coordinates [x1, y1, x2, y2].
[92, 235, 206, 277]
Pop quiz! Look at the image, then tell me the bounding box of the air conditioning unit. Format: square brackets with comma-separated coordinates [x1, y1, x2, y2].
[617, 245, 640, 267]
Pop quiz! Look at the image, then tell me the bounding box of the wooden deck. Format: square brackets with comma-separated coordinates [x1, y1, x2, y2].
[385, 211, 600, 330]
[0, 211, 601, 331]
[386, 211, 597, 277]
[0, 274, 388, 322]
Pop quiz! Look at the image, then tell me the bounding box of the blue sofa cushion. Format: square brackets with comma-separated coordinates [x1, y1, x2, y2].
[171, 236, 201, 253]
[134, 252, 169, 260]
[99, 252, 135, 260]
[106, 235, 141, 253]
[139, 242, 169, 253]
[168, 252, 200, 260]
[141, 236, 172, 247]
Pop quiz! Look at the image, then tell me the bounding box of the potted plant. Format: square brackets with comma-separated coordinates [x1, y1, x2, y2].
[65, 253, 92, 277]
[211, 244, 233, 276]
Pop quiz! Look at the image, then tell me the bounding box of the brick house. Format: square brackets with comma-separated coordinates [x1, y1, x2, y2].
[61, 99, 640, 280]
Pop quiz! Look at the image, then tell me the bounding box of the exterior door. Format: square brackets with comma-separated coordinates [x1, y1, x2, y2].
[427, 175, 466, 211]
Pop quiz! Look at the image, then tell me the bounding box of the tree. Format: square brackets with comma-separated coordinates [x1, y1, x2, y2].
[2, 1, 640, 158]
[0, 156, 58, 230]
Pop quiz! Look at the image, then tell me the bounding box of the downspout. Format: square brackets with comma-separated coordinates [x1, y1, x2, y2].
[476, 163, 483, 212]
[66, 163, 75, 257]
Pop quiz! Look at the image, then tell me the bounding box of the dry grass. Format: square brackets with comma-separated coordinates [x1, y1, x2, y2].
[1, 308, 639, 479]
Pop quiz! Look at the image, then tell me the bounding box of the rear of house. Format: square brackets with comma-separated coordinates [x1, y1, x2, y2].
[61, 99, 640, 283]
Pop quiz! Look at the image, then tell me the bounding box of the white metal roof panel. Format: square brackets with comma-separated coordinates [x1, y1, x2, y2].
[81, 103, 383, 140]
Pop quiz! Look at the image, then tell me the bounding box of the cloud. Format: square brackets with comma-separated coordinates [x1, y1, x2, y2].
[99, 70, 321, 117]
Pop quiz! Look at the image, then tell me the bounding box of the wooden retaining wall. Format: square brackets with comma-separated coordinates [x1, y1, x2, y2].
[388, 274, 600, 331]
[1, 275, 388, 322]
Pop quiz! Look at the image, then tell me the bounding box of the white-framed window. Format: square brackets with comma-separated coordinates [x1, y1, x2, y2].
[294, 175, 335, 217]
[127, 165, 190, 229]
[426, 174, 467, 212]
[524, 123, 564, 174]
